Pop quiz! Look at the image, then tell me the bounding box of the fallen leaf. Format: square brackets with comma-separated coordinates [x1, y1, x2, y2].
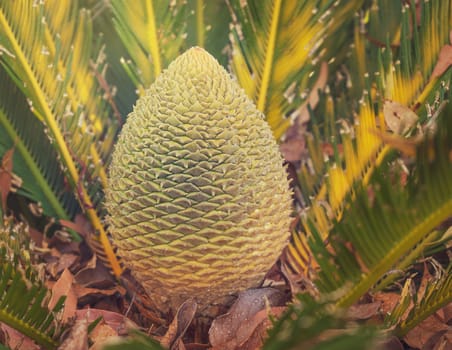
[76, 308, 138, 335]
[74, 284, 125, 300]
[383, 100, 418, 135]
[234, 307, 286, 350]
[209, 288, 286, 350]
[442, 303, 452, 323]
[74, 284, 126, 311]
[379, 336, 405, 350]
[47, 235, 81, 255]
[74, 254, 116, 289]
[58, 317, 88, 350]
[161, 299, 197, 350]
[88, 322, 118, 350]
[431, 31, 452, 78]
[347, 301, 382, 320]
[404, 311, 450, 350]
[0, 323, 40, 350]
[417, 262, 434, 303]
[48, 268, 78, 322]
[46, 253, 79, 277]
[0, 148, 14, 211]
[60, 213, 94, 239]
[373, 292, 402, 316]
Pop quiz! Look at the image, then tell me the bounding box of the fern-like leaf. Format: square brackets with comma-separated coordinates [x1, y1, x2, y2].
[395, 264, 452, 336]
[287, 0, 452, 273]
[0, 218, 66, 349]
[0, 68, 79, 221]
[309, 103, 452, 308]
[110, 0, 188, 94]
[0, 0, 122, 276]
[228, 0, 363, 139]
[184, 0, 230, 66]
[264, 293, 381, 350]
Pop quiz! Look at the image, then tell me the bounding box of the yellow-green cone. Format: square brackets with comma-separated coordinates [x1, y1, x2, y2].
[106, 47, 292, 315]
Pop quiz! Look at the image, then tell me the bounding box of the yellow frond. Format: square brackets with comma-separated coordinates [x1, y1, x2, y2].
[229, 0, 362, 139]
[288, 0, 452, 274]
[111, 0, 188, 91]
[0, 0, 122, 276]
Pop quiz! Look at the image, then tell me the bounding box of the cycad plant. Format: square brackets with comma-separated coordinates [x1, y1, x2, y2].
[0, 0, 451, 349]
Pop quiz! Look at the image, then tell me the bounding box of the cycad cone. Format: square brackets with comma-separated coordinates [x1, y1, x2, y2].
[106, 47, 292, 316]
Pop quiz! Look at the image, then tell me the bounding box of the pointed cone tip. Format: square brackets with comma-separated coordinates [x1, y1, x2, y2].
[181, 46, 217, 63]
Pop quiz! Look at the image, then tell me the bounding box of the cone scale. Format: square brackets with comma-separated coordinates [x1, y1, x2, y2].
[106, 47, 292, 316]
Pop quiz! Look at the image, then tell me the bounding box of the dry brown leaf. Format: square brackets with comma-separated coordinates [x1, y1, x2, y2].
[48, 268, 78, 322]
[74, 284, 126, 302]
[74, 254, 116, 289]
[380, 336, 405, 350]
[88, 322, 118, 350]
[399, 266, 451, 349]
[404, 310, 451, 350]
[58, 317, 89, 350]
[431, 31, 452, 78]
[209, 288, 286, 350]
[347, 301, 382, 320]
[373, 292, 402, 316]
[0, 148, 14, 211]
[60, 213, 94, 239]
[383, 100, 418, 135]
[46, 253, 79, 277]
[161, 299, 197, 350]
[0, 323, 40, 350]
[76, 308, 138, 335]
[442, 303, 452, 323]
[236, 306, 286, 350]
[417, 263, 434, 303]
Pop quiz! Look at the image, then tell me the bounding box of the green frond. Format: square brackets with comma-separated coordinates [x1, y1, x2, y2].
[264, 293, 381, 350]
[382, 261, 452, 337]
[0, 218, 66, 349]
[110, 0, 188, 93]
[395, 264, 452, 336]
[228, 0, 362, 139]
[185, 0, 230, 66]
[287, 0, 452, 273]
[0, 69, 79, 221]
[374, 229, 445, 290]
[321, 0, 451, 213]
[89, 5, 137, 118]
[309, 104, 452, 308]
[0, 0, 122, 276]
